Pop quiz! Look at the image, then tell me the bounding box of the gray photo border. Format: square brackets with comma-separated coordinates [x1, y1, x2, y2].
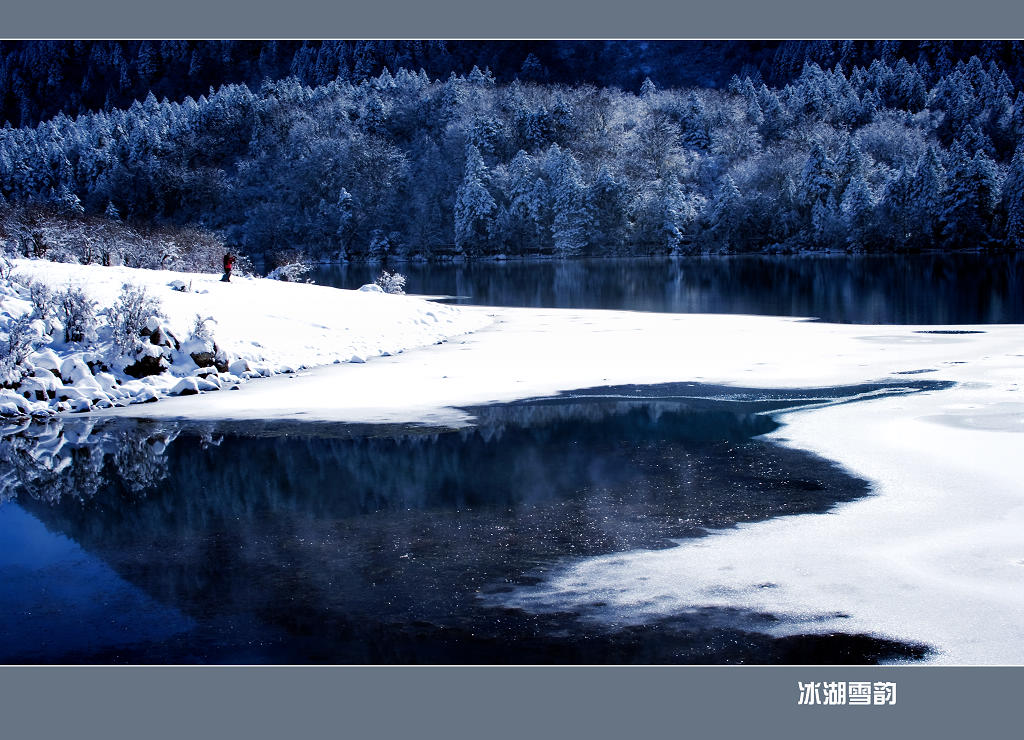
[3, 2, 1024, 738]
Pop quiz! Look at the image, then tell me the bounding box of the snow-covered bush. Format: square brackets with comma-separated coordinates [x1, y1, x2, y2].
[0, 254, 12, 280]
[109, 283, 165, 356]
[56, 286, 98, 344]
[374, 269, 407, 294]
[27, 280, 56, 321]
[183, 313, 225, 370]
[266, 260, 311, 282]
[191, 313, 215, 343]
[0, 314, 39, 385]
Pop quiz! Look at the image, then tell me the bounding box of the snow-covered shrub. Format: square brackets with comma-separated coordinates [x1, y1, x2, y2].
[27, 280, 55, 321]
[0, 254, 12, 280]
[56, 286, 98, 344]
[374, 269, 407, 294]
[266, 261, 311, 282]
[191, 313, 214, 343]
[0, 314, 39, 385]
[109, 283, 165, 356]
[184, 313, 224, 370]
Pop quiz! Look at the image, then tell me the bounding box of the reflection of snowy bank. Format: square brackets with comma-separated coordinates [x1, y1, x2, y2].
[0, 418, 178, 504]
[5, 389, 919, 663]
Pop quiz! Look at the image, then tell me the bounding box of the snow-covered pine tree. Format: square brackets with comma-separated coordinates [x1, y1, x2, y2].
[588, 165, 629, 252]
[811, 192, 842, 249]
[940, 143, 1001, 249]
[545, 145, 591, 257]
[908, 146, 946, 248]
[501, 150, 540, 254]
[661, 175, 697, 254]
[841, 174, 875, 251]
[1001, 147, 1024, 249]
[679, 92, 710, 150]
[800, 142, 835, 213]
[454, 144, 496, 257]
[706, 174, 742, 251]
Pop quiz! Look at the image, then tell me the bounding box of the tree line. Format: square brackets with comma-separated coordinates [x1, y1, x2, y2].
[6, 41, 1024, 130]
[2, 53, 1024, 264]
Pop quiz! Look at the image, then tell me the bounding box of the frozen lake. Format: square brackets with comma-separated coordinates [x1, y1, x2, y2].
[0, 382, 945, 663]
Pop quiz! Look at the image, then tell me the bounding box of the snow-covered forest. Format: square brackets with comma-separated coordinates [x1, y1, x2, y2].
[2, 40, 1024, 265]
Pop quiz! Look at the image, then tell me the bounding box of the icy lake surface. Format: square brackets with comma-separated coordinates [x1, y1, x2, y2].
[0, 383, 945, 664]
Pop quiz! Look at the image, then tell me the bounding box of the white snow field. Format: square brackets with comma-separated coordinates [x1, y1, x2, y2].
[0, 259, 492, 416]
[5, 259, 1024, 664]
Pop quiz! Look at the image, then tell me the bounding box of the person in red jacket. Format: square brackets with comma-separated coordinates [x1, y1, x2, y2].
[222, 252, 235, 282]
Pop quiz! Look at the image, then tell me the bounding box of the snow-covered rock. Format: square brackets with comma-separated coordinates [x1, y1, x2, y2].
[18, 374, 58, 401]
[358, 283, 384, 293]
[195, 377, 221, 393]
[127, 385, 159, 404]
[28, 348, 62, 374]
[170, 377, 201, 396]
[228, 359, 251, 376]
[0, 390, 33, 417]
[94, 372, 121, 392]
[59, 355, 87, 383]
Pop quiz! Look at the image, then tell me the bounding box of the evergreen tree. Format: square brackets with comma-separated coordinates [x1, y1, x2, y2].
[800, 142, 835, 212]
[940, 143, 1001, 248]
[588, 165, 629, 252]
[453, 145, 496, 256]
[1003, 147, 1024, 249]
[706, 174, 742, 251]
[811, 192, 842, 248]
[841, 174, 875, 251]
[908, 146, 946, 247]
[545, 145, 591, 257]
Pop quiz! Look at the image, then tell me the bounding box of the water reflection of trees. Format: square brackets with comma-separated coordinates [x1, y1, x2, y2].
[311, 253, 1024, 323]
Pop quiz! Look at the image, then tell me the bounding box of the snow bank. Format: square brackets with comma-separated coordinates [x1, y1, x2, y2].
[0, 259, 492, 417]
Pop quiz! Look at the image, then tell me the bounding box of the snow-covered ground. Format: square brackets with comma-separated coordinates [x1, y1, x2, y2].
[4, 258, 1023, 664]
[0, 259, 492, 416]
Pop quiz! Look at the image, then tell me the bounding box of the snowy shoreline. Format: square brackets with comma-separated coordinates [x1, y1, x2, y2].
[0, 259, 493, 419]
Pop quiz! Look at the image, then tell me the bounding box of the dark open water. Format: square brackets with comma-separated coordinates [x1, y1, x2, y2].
[309, 253, 1024, 324]
[0, 381, 949, 664]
